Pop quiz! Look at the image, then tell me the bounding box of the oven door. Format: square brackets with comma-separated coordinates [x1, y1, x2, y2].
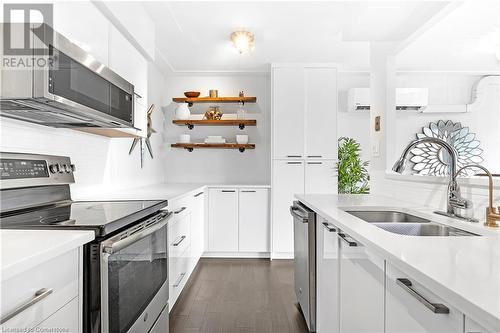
[100, 210, 171, 333]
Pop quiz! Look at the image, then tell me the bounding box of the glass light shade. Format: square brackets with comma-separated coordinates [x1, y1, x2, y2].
[230, 31, 255, 54]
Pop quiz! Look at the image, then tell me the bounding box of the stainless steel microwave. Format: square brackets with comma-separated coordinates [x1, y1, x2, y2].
[0, 24, 135, 128]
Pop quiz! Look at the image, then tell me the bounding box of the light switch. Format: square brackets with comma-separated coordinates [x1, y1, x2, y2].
[372, 140, 380, 157]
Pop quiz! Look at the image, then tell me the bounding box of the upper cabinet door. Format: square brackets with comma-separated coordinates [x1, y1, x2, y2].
[305, 67, 338, 159]
[53, 2, 109, 66]
[272, 67, 305, 159]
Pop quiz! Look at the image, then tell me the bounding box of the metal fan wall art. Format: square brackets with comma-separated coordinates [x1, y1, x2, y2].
[409, 120, 483, 176]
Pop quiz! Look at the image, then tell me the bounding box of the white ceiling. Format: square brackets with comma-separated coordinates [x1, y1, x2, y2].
[397, 0, 500, 72]
[143, 1, 449, 73]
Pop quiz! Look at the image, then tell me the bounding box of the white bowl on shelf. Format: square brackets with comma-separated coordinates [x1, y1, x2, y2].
[236, 135, 249, 144]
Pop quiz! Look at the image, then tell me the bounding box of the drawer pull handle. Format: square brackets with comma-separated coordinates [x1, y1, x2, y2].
[194, 192, 204, 197]
[241, 190, 256, 193]
[0, 288, 53, 324]
[172, 235, 186, 247]
[174, 207, 186, 214]
[173, 273, 186, 287]
[221, 190, 236, 193]
[396, 278, 450, 314]
[307, 155, 322, 158]
[338, 233, 357, 246]
[322, 222, 337, 232]
[287, 162, 302, 165]
[287, 155, 302, 158]
[307, 162, 323, 165]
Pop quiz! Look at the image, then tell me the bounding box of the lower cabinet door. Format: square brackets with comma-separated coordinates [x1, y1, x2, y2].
[465, 317, 494, 333]
[35, 297, 79, 333]
[238, 188, 269, 252]
[339, 232, 384, 333]
[386, 262, 463, 333]
[316, 216, 339, 333]
[208, 189, 239, 252]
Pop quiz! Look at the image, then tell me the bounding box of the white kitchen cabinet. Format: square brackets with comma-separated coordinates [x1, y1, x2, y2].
[53, 1, 109, 66]
[108, 25, 148, 103]
[316, 216, 340, 333]
[35, 297, 79, 332]
[339, 231, 384, 333]
[238, 189, 270, 252]
[386, 262, 463, 333]
[272, 67, 305, 159]
[272, 160, 305, 255]
[304, 67, 338, 159]
[1, 249, 81, 332]
[191, 190, 206, 263]
[465, 317, 494, 333]
[208, 188, 239, 252]
[305, 160, 337, 194]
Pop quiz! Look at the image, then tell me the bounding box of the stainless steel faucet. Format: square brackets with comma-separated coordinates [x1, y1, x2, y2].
[392, 137, 474, 221]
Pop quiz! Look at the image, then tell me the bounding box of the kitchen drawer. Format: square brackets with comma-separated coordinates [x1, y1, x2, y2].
[386, 262, 463, 333]
[1, 249, 79, 329]
[35, 297, 79, 332]
[169, 246, 190, 308]
[169, 210, 191, 258]
[169, 195, 193, 220]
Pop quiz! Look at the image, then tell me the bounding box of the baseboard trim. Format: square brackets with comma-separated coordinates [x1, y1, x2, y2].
[202, 251, 270, 258]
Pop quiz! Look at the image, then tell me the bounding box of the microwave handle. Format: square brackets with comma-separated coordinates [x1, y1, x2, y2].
[102, 211, 172, 254]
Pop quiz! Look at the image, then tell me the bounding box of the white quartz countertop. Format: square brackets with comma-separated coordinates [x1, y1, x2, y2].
[295, 194, 500, 331]
[1, 230, 94, 281]
[73, 183, 270, 201]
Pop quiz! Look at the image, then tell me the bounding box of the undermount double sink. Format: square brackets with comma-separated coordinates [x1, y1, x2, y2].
[344, 210, 479, 237]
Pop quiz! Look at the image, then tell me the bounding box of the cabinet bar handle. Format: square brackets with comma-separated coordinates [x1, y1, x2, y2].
[307, 155, 322, 158]
[241, 190, 256, 193]
[194, 191, 204, 197]
[287, 155, 302, 158]
[0, 288, 53, 324]
[287, 162, 302, 165]
[171, 235, 186, 246]
[338, 233, 357, 246]
[174, 207, 186, 214]
[173, 272, 186, 287]
[221, 190, 236, 193]
[307, 162, 323, 165]
[322, 222, 337, 232]
[396, 278, 450, 314]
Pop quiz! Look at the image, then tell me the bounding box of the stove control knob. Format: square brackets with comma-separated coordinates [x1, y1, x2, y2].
[70, 164, 76, 172]
[62, 164, 70, 173]
[49, 164, 59, 174]
[57, 163, 64, 173]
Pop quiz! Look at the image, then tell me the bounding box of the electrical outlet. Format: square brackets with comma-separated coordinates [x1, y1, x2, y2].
[372, 140, 380, 157]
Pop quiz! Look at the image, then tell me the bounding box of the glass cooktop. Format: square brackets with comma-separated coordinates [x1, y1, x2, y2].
[0, 200, 168, 236]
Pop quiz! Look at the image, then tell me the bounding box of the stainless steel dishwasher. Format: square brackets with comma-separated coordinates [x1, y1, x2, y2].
[290, 201, 316, 332]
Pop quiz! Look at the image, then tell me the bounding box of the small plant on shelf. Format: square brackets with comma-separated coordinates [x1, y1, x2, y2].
[337, 137, 370, 194]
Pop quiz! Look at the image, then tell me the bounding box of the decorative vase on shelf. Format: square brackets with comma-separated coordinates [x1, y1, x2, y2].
[237, 103, 246, 119]
[175, 103, 190, 120]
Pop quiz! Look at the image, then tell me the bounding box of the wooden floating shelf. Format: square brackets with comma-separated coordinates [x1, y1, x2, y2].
[172, 96, 257, 106]
[172, 119, 256, 130]
[171, 143, 255, 152]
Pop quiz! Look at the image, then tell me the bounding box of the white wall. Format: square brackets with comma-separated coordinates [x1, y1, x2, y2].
[337, 72, 371, 162]
[162, 74, 271, 184]
[0, 62, 167, 198]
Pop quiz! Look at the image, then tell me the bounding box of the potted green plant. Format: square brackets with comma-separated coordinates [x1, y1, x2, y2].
[337, 137, 370, 194]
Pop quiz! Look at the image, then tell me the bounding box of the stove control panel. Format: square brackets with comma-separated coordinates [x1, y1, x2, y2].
[0, 152, 75, 188]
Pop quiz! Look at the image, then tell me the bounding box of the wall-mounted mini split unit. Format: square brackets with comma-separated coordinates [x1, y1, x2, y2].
[347, 88, 429, 112]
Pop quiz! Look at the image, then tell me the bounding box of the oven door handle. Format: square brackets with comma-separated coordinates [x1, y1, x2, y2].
[102, 211, 172, 254]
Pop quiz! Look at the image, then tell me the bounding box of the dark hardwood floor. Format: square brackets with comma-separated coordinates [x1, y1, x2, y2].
[169, 258, 309, 333]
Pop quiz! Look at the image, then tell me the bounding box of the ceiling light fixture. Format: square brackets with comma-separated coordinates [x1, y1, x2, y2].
[230, 30, 254, 54]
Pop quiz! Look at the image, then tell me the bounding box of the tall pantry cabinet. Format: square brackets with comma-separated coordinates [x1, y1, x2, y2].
[271, 64, 338, 258]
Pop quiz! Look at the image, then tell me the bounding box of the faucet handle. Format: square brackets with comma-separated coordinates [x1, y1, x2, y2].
[449, 196, 470, 209]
